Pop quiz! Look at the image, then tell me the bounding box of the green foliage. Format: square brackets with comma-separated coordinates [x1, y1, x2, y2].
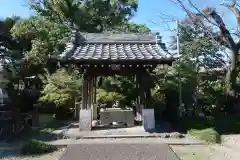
[107, 22, 151, 33]
[30, 0, 138, 32]
[11, 16, 70, 66]
[39, 69, 82, 108]
[152, 19, 226, 119]
[9, 0, 145, 79]
[188, 128, 221, 144]
[151, 88, 166, 105]
[97, 89, 125, 103]
[198, 80, 226, 115]
[0, 17, 26, 96]
[21, 139, 57, 155]
[10, 16, 70, 79]
[100, 76, 136, 105]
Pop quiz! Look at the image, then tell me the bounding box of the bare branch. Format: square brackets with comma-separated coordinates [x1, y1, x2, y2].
[221, 0, 240, 27]
[156, 13, 177, 22]
[174, 0, 236, 49]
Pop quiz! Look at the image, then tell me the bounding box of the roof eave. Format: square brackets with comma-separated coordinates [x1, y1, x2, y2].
[51, 56, 175, 65]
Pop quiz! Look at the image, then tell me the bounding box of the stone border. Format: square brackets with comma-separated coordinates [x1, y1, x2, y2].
[75, 134, 185, 139]
[49, 138, 206, 147]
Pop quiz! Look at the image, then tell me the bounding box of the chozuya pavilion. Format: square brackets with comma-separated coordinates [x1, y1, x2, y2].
[56, 28, 174, 131]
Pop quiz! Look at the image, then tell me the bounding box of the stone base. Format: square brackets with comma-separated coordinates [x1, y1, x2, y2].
[100, 108, 134, 127]
[79, 109, 92, 131]
[92, 104, 98, 120]
[142, 109, 155, 131]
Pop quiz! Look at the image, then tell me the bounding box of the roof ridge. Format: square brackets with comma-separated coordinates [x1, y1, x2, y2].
[71, 31, 159, 43]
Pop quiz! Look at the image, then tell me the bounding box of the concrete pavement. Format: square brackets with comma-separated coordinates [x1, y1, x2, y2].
[60, 143, 180, 160]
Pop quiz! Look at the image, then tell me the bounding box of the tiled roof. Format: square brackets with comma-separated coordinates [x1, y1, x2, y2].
[59, 30, 173, 62]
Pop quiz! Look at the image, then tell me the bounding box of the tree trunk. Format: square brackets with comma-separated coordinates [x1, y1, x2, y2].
[226, 47, 239, 97]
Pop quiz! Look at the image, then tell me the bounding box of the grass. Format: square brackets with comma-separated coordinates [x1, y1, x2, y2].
[187, 128, 221, 143]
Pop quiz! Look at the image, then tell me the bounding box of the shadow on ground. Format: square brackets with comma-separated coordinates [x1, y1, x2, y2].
[0, 149, 23, 159]
[0, 119, 72, 144]
[27, 120, 71, 142]
[174, 115, 240, 135]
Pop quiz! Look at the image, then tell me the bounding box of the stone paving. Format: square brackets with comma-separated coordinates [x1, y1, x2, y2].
[64, 126, 185, 138]
[51, 126, 205, 146]
[60, 143, 180, 160]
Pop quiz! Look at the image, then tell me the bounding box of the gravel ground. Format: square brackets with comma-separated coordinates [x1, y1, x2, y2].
[171, 145, 238, 160]
[0, 148, 65, 160]
[61, 143, 179, 160]
[171, 134, 240, 160]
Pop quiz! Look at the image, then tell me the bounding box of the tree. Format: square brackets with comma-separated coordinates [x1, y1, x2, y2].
[170, 19, 225, 71]
[107, 22, 151, 33]
[30, 0, 138, 32]
[11, 16, 70, 77]
[0, 16, 23, 58]
[153, 19, 226, 117]
[171, 0, 240, 96]
[11, 0, 146, 77]
[0, 16, 27, 81]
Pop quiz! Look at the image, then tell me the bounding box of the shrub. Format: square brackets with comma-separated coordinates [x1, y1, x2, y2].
[187, 128, 221, 144]
[21, 139, 57, 155]
[97, 89, 125, 104]
[39, 69, 82, 119]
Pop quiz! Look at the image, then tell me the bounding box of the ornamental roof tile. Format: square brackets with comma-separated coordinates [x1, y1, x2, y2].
[59, 30, 173, 62]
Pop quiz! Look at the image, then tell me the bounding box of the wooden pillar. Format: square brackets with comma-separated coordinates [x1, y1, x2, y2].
[79, 73, 92, 131]
[87, 75, 92, 109]
[82, 74, 88, 109]
[74, 99, 80, 120]
[141, 70, 153, 109]
[145, 88, 152, 109]
[141, 70, 155, 130]
[91, 76, 98, 120]
[93, 77, 97, 104]
[139, 74, 145, 108]
[135, 74, 143, 122]
[135, 74, 139, 120]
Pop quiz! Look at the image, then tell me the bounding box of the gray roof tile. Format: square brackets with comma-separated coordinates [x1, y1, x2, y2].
[60, 30, 172, 61]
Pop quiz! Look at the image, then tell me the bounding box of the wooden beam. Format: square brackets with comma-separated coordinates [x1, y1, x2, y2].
[53, 58, 174, 66]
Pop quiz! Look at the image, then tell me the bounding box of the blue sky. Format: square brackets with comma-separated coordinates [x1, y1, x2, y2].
[0, 0, 237, 44]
